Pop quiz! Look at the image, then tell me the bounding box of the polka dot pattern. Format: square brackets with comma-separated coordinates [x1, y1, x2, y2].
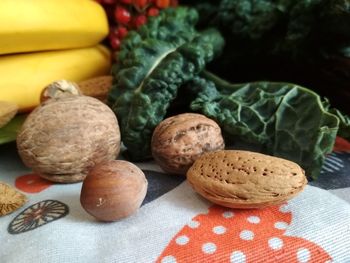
[274, 221, 288, 230]
[175, 235, 189, 245]
[230, 251, 246, 263]
[268, 237, 283, 250]
[187, 220, 200, 229]
[279, 204, 291, 213]
[156, 205, 332, 263]
[161, 255, 177, 263]
[213, 226, 226, 235]
[297, 248, 311, 262]
[239, 230, 254, 241]
[247, 216, 260, 224]
[222, 211, 234, 218]
[202, 242, 216, 254]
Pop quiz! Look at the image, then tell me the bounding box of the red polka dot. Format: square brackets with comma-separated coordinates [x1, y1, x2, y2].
[15, 173, 53, 193]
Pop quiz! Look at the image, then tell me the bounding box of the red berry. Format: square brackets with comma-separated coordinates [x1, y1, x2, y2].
[134, 15, 147, 28]
[120, 0, 133, 4]
[134, 0, 148, 10]
[155, 0, 170, 8]
[170, 0, 178, 6]
[114, 5, 131, 25]
[117, 26, 128, 39]
[147, 7, 159, 16]
[109, 26, 119, 37]
[110, 36, 121, 50]
[101, 0, 116, 4]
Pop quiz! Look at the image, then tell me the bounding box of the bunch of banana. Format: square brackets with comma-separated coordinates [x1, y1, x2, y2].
[0, 0, 111, 117]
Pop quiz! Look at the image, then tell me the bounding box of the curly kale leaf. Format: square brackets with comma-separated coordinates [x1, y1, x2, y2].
[184, 0, 350, 58]
[190, 71, 347, 179]
[108, 7, 199, 104]
[108, 7, 224, 160]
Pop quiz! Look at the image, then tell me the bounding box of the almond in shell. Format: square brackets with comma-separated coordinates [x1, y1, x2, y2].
[187, 150, 307, 209]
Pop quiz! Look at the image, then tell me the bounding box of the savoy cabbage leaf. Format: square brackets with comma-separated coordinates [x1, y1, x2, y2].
[190, 71, 349, 179]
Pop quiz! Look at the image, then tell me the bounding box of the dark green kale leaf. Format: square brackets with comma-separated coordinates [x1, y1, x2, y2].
[190, 71, 349, 179]
[108, 7, 199, 104]
[184, 0, 350, 115]
[184, 0, 350, 58]
[323, 99, 350, 140]
[108, 7, 224, 161]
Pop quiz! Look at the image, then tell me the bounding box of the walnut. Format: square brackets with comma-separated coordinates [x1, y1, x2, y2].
[151, 113, 225, 175]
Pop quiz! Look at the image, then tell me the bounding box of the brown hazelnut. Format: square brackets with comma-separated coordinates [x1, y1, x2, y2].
[16, 95, 121, 183]
[151, 113, 225, 175]
[80, 160, 148, 222]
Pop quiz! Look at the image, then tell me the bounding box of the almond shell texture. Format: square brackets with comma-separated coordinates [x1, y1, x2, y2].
[187, 150, 307, 209]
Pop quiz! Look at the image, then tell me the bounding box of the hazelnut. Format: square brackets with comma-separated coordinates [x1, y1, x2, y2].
[151, 113, 225, 175]
[80, 160, 148, 222]
[16, 95, 121, 183]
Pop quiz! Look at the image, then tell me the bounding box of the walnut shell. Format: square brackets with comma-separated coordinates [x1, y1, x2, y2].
[80, 160, 148, 222]
[16, 96, 121, 183]
[187, 150, 307, 209]
[151, 113, 225, 175]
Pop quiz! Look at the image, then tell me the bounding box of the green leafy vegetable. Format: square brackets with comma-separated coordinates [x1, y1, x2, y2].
[0, 114, 26, 145]
[323, 100, 350, 140]
[189, 71, 349, 179]
[108, 7, 224, 160]
[184, 0, 350, 59]
[183, 1, 350, 110]
[108, 5, 350, 179]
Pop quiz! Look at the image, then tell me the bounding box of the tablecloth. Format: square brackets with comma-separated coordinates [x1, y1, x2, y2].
[1, 137, 350, 263]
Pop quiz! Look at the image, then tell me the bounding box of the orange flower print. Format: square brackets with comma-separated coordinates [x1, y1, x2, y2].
[15, 173, 53, 193]
[333, 137, 350, 152]
[157, 204, 332, 263]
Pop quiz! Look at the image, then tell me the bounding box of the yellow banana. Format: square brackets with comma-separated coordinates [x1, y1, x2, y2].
[0, 45, 111, 112]
[0, 0, 108, 55]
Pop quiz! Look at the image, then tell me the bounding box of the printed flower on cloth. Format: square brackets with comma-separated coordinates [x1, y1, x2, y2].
[157, 204, 331, 263]
[15, 173, 53, 193]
